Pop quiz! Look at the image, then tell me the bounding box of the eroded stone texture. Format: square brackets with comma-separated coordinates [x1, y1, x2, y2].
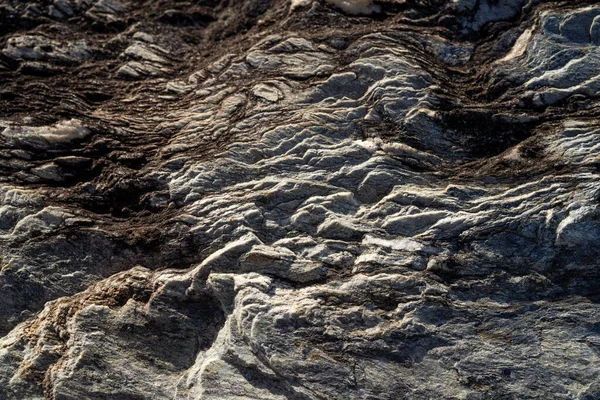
[1, 0, 600, 399]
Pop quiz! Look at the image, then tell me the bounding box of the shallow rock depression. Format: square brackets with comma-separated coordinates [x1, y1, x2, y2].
[1, 0, 600, 399]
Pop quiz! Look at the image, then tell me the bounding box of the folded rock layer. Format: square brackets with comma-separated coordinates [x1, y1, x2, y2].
[0, 0, 599, 399]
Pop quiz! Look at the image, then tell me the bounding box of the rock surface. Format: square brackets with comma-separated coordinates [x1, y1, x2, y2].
[1, 0, 600, 399]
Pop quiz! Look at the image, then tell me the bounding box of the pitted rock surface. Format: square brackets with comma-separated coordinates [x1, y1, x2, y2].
[1, 1, 600, 399]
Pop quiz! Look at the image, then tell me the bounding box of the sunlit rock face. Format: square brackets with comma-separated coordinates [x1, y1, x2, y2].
[1, 1, 600, 399]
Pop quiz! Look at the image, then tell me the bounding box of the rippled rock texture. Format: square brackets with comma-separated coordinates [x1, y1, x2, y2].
[1, 0, 600, 399]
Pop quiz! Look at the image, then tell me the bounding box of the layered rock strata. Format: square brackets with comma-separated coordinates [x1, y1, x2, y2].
[1, 0, 600, 399]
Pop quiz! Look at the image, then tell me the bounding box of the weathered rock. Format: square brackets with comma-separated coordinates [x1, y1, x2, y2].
[1, 0, 600, 399]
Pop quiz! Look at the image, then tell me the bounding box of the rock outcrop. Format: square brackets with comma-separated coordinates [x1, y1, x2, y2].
[1, 0, 600, 399]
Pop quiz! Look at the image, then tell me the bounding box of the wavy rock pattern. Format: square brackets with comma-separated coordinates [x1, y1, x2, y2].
[1, 0, 600, 399]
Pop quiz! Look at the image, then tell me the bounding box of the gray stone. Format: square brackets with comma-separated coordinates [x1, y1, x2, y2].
[1, 1, 600, 399]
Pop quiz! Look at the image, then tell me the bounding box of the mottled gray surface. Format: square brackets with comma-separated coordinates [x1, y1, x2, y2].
[0, 0, 600, 399]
